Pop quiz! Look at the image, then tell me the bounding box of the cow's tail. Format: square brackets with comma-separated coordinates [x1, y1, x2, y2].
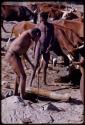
[6, 25, 15, 50]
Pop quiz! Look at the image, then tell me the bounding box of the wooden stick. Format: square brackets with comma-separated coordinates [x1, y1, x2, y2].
[26, 87, 71, 101]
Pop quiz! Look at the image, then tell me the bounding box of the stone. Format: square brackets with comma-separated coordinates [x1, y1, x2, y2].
[1, 96, 51, 124]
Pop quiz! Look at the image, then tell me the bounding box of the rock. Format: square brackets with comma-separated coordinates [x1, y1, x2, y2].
[1, 96, 51, 124]
[46, 102, 63, 112]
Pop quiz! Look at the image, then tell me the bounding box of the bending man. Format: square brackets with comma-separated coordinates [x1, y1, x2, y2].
[5, 28, 41, 98]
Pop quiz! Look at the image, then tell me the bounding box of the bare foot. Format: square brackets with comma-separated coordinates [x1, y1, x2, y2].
[44, 83, 47, 85]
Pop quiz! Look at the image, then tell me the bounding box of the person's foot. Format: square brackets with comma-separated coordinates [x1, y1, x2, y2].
[44, 82, 47, 85]
[20, 93, 26, 100]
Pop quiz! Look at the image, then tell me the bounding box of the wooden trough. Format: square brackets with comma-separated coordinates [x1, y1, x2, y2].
[26, 87, 71, 102]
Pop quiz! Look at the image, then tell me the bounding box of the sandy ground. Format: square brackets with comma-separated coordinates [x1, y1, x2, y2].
[1, 3, 84, 124]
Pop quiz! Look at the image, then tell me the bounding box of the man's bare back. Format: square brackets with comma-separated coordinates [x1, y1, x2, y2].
[37, 21, 54, 52]
[7, 30, 32, 55]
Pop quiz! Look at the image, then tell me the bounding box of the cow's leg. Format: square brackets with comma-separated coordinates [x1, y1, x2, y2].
[63, 53, 70, 66]
[42, 52, 50, 85]
[52, 40, 70, 66]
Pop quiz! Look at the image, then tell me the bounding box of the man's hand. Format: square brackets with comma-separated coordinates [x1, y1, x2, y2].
[23, 53, 34, 70]
[45, 44, 51, 53]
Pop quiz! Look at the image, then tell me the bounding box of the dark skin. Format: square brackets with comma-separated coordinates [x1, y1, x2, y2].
[29, 14, 54, 86]
[5, 29, 41, 98]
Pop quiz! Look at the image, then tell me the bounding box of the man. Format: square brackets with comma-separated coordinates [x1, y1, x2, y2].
[5, 28, 41, 99]
[29, 12, 54, 86]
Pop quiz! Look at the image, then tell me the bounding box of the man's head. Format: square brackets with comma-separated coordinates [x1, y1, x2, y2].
[40, 12, 48, 22]
[31, 28, 41, 42]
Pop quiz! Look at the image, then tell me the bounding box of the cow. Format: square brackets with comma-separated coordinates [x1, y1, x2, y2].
[61, 7, 82, 20]
[1, 4, 38, 32]
[30, 3, 82, 21]
[53, 18, 84, 38]
[6, 21, 36, 49]
[9, 21, 35, 38]
[28, 3, 65, 21]
[38, 6, 64, 20]
[36, 3, 66, 11]
[62, 11, 78, 20]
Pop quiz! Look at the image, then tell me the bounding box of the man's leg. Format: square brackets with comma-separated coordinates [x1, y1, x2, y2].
[37, 55, 44, 74]
[9, 54, 26, 98]
[14, 75, 20, 95]
[42, 52, 50, 85]
[16, 57, 26, 98]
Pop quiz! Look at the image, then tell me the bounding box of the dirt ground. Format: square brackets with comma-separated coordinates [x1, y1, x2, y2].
[1, 3, 84, 124]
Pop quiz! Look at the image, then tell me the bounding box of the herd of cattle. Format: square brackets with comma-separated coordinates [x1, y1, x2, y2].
[1, 3, 85, 87]
[1, 3, 84, 59]
[1, 2, 85, 103]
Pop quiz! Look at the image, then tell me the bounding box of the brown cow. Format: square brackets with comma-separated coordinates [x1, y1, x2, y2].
[1, 4, 37, 22]
[28, 3, 65, 20]
[36, 3, 66, 11]
[53, 18, 84, 38]
[6, 21, 36, 49]
[11, 21, 36, 37]
[54, 24, 83, 52]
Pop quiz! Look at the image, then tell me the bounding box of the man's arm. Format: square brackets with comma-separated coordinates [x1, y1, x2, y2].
[45, 44, 51, 53]
[46, 25, 54, 53]
[23, 53, 34, 69]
